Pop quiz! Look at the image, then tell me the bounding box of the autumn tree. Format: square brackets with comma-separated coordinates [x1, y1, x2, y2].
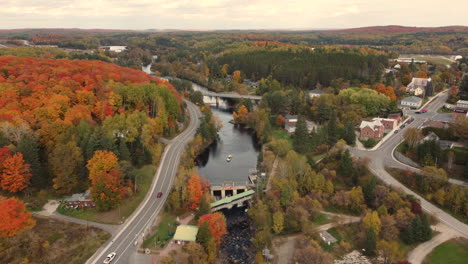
[404, 128, 423, 149]
[0, 151, 32, 193]
[198, 212, 227, 245]
[186, 174, 203, 210]
[233, 105, 249, 124]
[377, 240, 403, 264]
[363, 211, 382, 235]
[50, 141, 84, 194]
[293, 116, 309, 154]
[232, 70, 242, 83]
[293, 244, 333, 264]
[86, 150, 119, 182]
[0, 196, 36, 237]
[272, 211, 284, 234]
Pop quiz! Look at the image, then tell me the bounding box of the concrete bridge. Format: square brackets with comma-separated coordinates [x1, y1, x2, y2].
[210, 190, 255, 212]
[200, 90, 262, 101]
[210, 181, 253, 198]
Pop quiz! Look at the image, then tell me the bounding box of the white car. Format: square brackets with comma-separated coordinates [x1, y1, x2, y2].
[103, 252, 116, 264]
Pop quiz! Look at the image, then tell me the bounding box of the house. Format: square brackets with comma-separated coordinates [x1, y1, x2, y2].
[284, 115, 318, 133]
[378, 118, 398, 133]
[308, 89, 325, 99]
[284, 114, 298, 133]
[407, 78, 431, 96]
[422, 132, 440, 142]
[359, 119, 384, 140]
[173, 225, 199, 245]
[243, 79, 259, 88]
[387, 113, 402, 124]
[99, 46, 128, 53]
[421, 132, 454, 150]
[400, 96, 423, 109]
[456, 100, 468, 109]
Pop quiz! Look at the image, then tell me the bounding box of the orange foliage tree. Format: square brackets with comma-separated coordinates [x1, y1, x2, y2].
[185, 174, 203, 210]
[86, 150, 119, 182]
[373, 84, 397, 100]
[0, 196, 36, 237]
[0, 149, 31, 193]
[233, 105, 249, 123]
[198, 212, 227, 245]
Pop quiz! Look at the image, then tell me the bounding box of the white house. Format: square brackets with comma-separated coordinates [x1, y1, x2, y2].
[456, 100, 468, 109]
[407, 77, 431, 96]
[308, 89, 325, 99]
[284, 114, 298, 133]
[100, 46, 128, 53]
[400, 96, 423, 109]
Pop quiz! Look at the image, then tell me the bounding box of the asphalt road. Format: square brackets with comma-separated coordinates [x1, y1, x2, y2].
[349, 91, 468, 238]
[86, 100, 201, 264]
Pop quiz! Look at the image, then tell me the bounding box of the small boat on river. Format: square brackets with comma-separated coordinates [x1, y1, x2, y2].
[226, 154, 232, 162]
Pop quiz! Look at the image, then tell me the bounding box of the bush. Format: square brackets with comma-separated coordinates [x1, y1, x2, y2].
[360, 138, 378, 148]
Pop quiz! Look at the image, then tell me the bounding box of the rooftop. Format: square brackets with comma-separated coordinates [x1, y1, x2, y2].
[401, 96, 423, 103]
[456, 100, 468, 105]
[309, 89, 325, 94]
[284, 114, 298, 120]
[359, 119, 383, 130]
[173, 225, 199, 242]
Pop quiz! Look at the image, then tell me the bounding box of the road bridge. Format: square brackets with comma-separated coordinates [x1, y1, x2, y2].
[200, 90, 262, 101]
[210, 190, 255, 212]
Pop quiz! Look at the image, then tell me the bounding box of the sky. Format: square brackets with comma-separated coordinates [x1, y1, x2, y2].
[1, 0, 467, 30]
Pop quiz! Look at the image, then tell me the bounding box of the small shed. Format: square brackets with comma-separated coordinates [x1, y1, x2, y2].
[173, 225, 199, 245]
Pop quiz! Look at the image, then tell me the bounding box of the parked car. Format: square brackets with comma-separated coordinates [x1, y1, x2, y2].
[394, 130, 399, 134]
[401, 124, 406, 128]
[422, 109, 428, 113]
[103, 252, 116, 264]
[415, 111, 421, 114]
[157, 192, 163, 198]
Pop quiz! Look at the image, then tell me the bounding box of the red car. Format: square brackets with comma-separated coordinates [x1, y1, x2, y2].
[422, 109, 428, 113]
[157, 192, 163, 198]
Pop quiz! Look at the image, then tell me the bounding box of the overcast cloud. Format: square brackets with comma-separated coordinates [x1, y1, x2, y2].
[1, 0, 467, 29]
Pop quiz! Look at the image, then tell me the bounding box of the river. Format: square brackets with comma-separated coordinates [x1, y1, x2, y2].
[144, 65, 257, 263]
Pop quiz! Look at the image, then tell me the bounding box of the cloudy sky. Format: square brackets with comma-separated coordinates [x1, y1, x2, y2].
[1, 0, 467, 30]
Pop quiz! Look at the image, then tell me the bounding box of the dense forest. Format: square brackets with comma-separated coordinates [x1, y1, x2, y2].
[0, 56, 182, 211]
[212, 46, 388, 87]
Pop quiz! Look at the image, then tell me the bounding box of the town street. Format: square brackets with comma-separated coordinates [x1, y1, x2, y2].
[349, 91, 468, 238]
[86, 101, 202, 264]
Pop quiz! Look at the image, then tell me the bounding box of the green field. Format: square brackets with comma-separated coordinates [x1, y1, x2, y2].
[424, 238, 468, 264]
[414, 56, 453, 65]
[143, 214, 177, 249]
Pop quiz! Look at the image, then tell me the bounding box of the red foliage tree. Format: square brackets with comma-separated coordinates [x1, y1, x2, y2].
[0, 151, 31, 193]
[276, 114, 286, 126]
[0, 196, 36, 237]
[185, 174, 203, 210]
[198, 212, 228, 245]
[410, 201, 422, 215]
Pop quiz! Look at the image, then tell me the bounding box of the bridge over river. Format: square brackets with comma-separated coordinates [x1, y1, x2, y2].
[210, 190, 255, 212]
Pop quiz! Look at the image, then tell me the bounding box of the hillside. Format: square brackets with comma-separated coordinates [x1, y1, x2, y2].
[325, 25, 468, 34]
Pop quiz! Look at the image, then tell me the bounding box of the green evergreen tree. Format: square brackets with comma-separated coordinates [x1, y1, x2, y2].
[421, 215, 433, 242]
[17, 135, 46, 188]
[338, 150, 354, 180]
[293, 115, 309, 154]
[86, 127, 118, 160]
[196, 193, 212, 220]
[363, 176, 376, 207]
[327, 110, 338, 146]
[0, 131, 7, 147]
[118, 140, 131, 161]
[196, 221, 213, 250]
[413, 215, 423, 242]
[364, 228, 377, 256]
[344, 120, 356, 145]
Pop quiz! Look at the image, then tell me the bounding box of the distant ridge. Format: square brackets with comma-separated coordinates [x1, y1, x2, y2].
[0, 25, 467, 34]
[323, 25, 468, 33]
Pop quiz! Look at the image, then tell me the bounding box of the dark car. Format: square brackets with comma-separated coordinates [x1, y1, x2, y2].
[401, 124, 406, 128]
[157, 192, 163, 198]
[415, 111, 421, 114]
[394, 130, 399, 134]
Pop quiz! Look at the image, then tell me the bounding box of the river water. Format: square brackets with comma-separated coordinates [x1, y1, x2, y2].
[192, 83, 261, 185]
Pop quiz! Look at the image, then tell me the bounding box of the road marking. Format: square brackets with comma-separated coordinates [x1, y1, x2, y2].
[89, 102, 200, 264]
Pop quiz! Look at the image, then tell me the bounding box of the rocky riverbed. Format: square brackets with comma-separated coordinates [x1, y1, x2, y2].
[218, 208, 255, 264]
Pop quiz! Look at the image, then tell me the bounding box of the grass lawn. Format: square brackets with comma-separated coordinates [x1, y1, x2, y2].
[58, 165, 157, 224]
[312, 213, 330, 225]
[414, 56, 453, 65]
[424, 238, 468, 264]
[143, 214, 177, 249]
[452, 147, 468, 165]
[437, 107, 452, 113]
[272, 128, 293, 145]
[312, 153, 326, 163]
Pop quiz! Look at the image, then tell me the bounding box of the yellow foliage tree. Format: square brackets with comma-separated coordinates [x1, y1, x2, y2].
[363, 211, 382, 235]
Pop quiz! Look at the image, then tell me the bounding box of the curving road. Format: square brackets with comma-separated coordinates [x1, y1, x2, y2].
[86, 100, 201, 264]
[349, 91, 468, 238]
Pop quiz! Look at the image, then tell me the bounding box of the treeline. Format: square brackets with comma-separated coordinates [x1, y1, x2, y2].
[0, 56, 182, 212]
[212, 46, 388, 88]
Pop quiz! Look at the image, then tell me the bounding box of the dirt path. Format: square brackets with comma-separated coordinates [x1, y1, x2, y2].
[407, 223, 463, 264]
[265, 157, 279, 192]
[34, 200, 118, 234]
